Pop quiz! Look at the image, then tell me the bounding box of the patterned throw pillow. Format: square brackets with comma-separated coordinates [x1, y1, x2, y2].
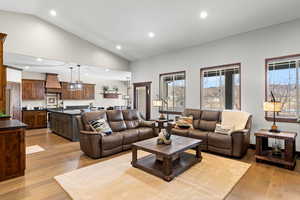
[215, 124, 235, 135]
[89, 119, 112, 135]
[175, 116, 194, 129]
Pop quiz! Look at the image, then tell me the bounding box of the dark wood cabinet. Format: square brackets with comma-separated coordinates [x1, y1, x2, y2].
[61, 82, 95, 100]
[22, 110, 47, 129]
[22, 79, 45, 100]
[0, 120, 27, 182]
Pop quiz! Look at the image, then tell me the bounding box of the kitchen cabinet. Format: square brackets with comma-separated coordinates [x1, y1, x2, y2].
[0, 120, 27, 181]
[61, 82, 95, 100]
[22, 110, 47, 129]
[0, 33, 7, 113]
[22, 79, 45, 100]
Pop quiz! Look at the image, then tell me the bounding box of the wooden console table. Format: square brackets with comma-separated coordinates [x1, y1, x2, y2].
[255, 129, 297, 170]
[0, 120, 27, 181]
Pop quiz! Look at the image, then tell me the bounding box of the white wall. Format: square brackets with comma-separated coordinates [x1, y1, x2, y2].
[6, 68, 22, 82]
[130, 19, 300, 150]
[22, 71, 128, 108]
[0, 10, 129, 71]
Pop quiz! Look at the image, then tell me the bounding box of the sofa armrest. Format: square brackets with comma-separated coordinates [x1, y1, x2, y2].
[79, 131, 103, 159]
[231, 129, 249, 135]
[139, 120, 155, 128]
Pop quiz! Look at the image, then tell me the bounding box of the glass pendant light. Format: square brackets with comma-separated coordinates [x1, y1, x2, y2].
[75, 64, 83, 90]
[68, 67, 76, 91]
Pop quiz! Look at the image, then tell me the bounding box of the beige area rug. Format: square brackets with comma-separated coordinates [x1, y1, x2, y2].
[55, 151, 250, 200]
[26, 145, 45, 155]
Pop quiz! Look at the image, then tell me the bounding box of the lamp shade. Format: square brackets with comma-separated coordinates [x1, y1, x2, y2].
[263, 102, 282, 112]
[152, 99, 163, 107]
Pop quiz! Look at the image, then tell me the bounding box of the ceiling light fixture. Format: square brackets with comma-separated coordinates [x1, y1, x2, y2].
[148, 32, 155, 38]
[200, 11, 208, 19]
[116, 45, 122, 50]
[50, 9, 57, 17]
[25, 66, 30, 69]
[105, 69, 110, 72]
[37, 58, 43, 62]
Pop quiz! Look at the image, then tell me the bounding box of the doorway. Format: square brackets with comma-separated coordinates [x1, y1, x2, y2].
[133, 82, 151, 120]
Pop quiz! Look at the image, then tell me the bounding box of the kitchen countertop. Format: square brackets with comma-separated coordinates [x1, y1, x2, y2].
[0, 120, 27, 131]
[47, 109, 82, 116]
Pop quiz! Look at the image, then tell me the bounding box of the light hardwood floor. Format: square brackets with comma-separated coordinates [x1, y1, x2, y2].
[0, 128, 299, 200]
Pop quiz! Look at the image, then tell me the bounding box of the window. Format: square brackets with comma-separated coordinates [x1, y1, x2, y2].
[159, 71, 186, 113]
[266, 55, 300, 122]
[200, 63, 241, 110]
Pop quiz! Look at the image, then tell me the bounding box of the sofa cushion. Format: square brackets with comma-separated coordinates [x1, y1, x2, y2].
[122, 129, 139, 145]
[101, 132, 123, 150]
[122, 109, 140, 129]
[106, 110, 127, 132]
[199, 111, 220, 131]
[138, 127, 154, 140]
[183, 109, 202, 129]
[81, 111, 107, 131]
[188, 129, 209, 144]
[208, 132, 232, 149]
[171, 128, 189, 137]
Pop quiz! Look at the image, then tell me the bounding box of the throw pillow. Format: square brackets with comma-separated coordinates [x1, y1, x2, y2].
[89, 119, 112, 135]
[215, 124, 235, 135]
[175, 116, 194, 129]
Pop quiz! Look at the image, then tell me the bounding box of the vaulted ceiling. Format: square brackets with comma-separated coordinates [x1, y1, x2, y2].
[1, 0, 300, 61]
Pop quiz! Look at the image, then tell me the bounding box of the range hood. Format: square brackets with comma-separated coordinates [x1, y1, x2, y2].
[45, 73, 62, 93]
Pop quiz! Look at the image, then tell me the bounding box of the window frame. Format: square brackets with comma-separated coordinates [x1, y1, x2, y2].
[200, 63, 241, 111]
[265, 54, 300, 123]
[159, 71, 186, 115]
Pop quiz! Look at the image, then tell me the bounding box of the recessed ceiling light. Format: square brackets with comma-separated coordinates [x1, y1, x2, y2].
[200, 11, 208, 19]
[25, 66, 30, 69]
[85, 73, 89, 76]
[116, 45, 122, 50]
[105, 69, 110, 72]
[36, 58, 43, 62]
[50, 9, 57, 17]
[148, 32, 155, 38]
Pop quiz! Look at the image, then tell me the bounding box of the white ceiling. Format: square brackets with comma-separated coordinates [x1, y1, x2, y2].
[1, 0, 300, 61]
[4, 53, 131, 81]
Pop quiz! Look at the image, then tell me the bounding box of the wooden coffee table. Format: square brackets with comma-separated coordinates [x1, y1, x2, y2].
[131, 135, 202, 181]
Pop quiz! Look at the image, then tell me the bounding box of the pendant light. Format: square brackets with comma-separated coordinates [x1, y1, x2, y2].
[75, 64, 83, 90]
[68, 67, 76, 91]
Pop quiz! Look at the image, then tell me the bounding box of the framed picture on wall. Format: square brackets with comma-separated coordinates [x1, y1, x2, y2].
[46, 95, 57, 106]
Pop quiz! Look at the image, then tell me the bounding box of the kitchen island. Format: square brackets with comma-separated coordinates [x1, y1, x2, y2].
[48, 109, 82, 141]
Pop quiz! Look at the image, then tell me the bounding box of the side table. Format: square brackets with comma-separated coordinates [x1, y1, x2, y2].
[255, 129, 297, 170]
[155, 119, 169, 132]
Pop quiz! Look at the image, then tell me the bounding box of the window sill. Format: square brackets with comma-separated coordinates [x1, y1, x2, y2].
[159, 110, 182, 115]
[265, 116, 298, 123]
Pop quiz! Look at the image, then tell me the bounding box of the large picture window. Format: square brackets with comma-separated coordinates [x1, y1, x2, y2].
[200, 63, 241, 110]
[159, 71, 186, 113]
[266, 55, 300, 122]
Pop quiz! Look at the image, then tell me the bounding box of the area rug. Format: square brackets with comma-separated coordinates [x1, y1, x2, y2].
[26, 145, 45, 155]
[55, 151, 250, 200]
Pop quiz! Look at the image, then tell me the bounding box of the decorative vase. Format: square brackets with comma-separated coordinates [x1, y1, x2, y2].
[157, 129, 172, 145]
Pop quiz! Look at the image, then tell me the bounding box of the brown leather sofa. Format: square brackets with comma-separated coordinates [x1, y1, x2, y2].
[169, 109, 252, 158]
[76, 109, 158, 158]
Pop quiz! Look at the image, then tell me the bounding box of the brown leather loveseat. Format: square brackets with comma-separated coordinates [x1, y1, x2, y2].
[170, 109, 252, 158]
[76, 109, 158, 158]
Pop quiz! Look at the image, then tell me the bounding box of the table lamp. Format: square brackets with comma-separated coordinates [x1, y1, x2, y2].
[264, 92, 282, 133]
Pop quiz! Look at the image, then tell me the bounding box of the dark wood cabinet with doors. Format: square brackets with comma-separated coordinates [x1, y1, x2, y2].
[22, 110, 47, 129]
[61, 82, 95, 100]
[22, 79, 45, 100]
[0, 120, 27, 181]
